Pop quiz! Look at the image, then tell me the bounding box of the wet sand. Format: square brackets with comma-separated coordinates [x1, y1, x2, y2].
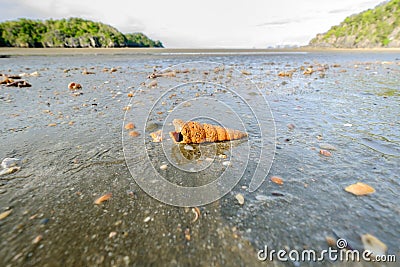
[0, 51, 399, 266]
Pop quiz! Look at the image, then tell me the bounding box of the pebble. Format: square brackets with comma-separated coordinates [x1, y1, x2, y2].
[235, 193, 245, 205]
[160, 164, 168, 170]
[1, 158, 21, 169]
[143, 216, 151, 223]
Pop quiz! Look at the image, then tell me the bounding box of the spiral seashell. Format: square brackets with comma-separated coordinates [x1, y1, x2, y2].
[169, 119, 247, 144]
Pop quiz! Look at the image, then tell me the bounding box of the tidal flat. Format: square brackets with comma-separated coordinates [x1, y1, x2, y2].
[0, 49, 399, 266]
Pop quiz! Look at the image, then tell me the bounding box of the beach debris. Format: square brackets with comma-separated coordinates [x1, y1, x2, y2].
[82, 69, 95, 75]
[271, 176, 284, 185]
[222, 161, 231, 167]
[160, 164, 168, 170]
[303, 67, 314, 75]
[287, 123, 295, 130]
[128, 131, 140, 137]
[319, 149, 332, 157]
[127, 92, 134, 97]
[191, 207, 200, 223]
[147, 80, 158, 88]
[94, 192, 112, 205]
[109, 67, 118, 73]
[1, 158, 21, 169]
[169, 119, 247, 144]
[48, 123, 57, 127]
[219, 154, 227, 159]
[235, 193, 245, 205]
[68, 82, 82, 90]
[124, 122, 135, 130]
[32, 235, 43, 244]
[361, 234, 387, 257]
[150, 130, 163, 142]
[278, 71, 293, 77]
[0, 77, 14, 84]
[30, 71, 40, 77]
[109, 231, 117, 238]
[184, 228, 191, 241]
[143, 216, 151, 223]
[0, 209, 12, 220]
[0, 166, 21, 176]
[345, 182, 375, 196]
[184, 145, 194, 151]
[123, 106, 131, 111]
[325, 236, 337, 247]
[241, 70, 251, 75]
[6, 80, 31, 87]
[319, 143, 337, 151]
[148, 71, 176, 79]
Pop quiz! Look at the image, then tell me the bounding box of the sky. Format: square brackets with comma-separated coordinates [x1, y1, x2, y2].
[0, 0, 384, 48]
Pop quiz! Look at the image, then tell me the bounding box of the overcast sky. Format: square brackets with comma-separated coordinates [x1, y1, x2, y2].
[0, 0, 384, 48]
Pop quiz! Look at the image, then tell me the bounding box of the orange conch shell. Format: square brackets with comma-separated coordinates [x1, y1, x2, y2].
[169, 119, 247, 144]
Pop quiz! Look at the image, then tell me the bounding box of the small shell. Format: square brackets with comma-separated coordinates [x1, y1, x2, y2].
[271, 176, 284, 185]
[0, 209, 12, 220]
[345, 182, 375, 196]
[128, 131, 140, 137]
[94, 193, 112, 205]
[361, 234, 387, 257]
[191, 207, 200, 223]
[124, 122, 135, 130]
[32, 235, 43, 244]
[160, 164, 168, 170]
[235, 193, 244, 205]
[319, 149, 332, 157]
[143, 216, 151, 223]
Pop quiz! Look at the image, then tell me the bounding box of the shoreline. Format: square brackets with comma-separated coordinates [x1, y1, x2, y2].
[1, 47, 400, 56]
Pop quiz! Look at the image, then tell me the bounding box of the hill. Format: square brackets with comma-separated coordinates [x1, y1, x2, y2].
[0, 18, 163, 48]
[309, 0, 400, 48]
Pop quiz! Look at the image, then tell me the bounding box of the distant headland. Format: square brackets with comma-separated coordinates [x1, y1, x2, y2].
[309, 0, 400, 48]
[0, 17, 163, 48]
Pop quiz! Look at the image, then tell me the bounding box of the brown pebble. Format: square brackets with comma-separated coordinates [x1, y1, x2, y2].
[124, 122, 135, 130]
[319, 149, 332, 157]
[32, 235, 43, 244]
[129, 131, 140, 137]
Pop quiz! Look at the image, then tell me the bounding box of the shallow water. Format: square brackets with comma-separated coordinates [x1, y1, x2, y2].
[0, 51, 399, 266]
